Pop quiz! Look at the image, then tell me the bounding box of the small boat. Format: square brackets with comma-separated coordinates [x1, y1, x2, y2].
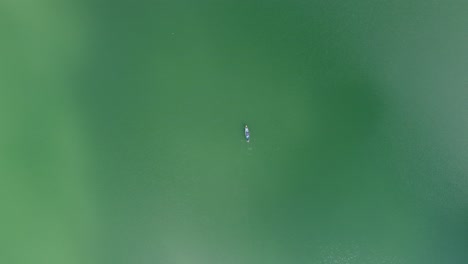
[245, 125, 250, 142]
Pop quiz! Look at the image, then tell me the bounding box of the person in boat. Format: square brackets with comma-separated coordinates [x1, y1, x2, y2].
[245, 125, 250, 142]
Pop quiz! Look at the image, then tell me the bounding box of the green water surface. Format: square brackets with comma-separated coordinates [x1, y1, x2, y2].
[1, 0, 468, 263]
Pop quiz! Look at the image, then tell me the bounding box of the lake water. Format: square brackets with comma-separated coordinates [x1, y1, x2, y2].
[1, 0, 468, 263]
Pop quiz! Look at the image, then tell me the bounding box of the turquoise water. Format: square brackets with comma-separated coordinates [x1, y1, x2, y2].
[1, 0, 468, 263]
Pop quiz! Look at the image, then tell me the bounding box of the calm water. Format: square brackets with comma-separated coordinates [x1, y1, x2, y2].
[2, 0, 468, 263]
